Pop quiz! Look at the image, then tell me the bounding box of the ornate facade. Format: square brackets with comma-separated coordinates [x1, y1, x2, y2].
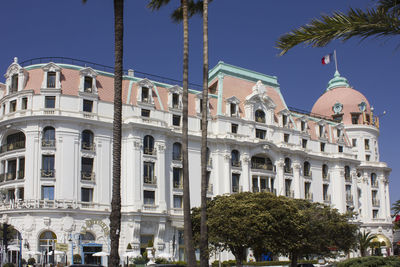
[0, 57, 392, 264]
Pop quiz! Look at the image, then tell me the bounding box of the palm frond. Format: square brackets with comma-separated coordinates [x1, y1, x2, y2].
[392, 199, 400, 215]
[378, 0, 400, 16]
[147, 0, 172, 11]
[277, 6, 400, 55]
[171, 0, 204, 22]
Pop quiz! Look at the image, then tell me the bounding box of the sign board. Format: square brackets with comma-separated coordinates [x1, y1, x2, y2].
[55, 243, 68, 252]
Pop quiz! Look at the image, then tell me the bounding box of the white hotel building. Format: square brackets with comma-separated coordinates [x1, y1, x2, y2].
[0, 57, 393, 264]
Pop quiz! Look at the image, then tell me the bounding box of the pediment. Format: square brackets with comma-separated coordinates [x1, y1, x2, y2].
[137, 78, 154, 89]
[168, 85, 182, 94]
[226, 96, 240, 104]
[80, 67, 98, 77]
[278, 108, 290, 116]
[42, 62, 61, 72]
[245, 94, 276, 109]
[5, 63, 22, 79]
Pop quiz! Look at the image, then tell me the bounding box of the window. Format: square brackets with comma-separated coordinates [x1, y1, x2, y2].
[232, 173, 240, 193]
[303, 161, 311, 177]
[282, 115, 288, 127]
[173, 115, 181, 126]
[285, 179, 292, 197]
[81, 157, 94, 180]
[366, 155, 370, 161]
[322, 164, 328, 179]
[337, 129, 342, 138]
[81, 188, 93, 202]
[7, 159, 16, 180]
[142, 87, 150, 102]
[11, 74, 18, 93]
[41, 186, 54, 200]
[173, 167, 183, 188]
[305, 182, 311, 199]
[82, 130, 94, 150]
[231, 150, 240, 167]
[319, 125, 324, 137]
[83, 100, 93, 113]
[255, 129, 266, 139]
[172, 143, 182, 161]
[230, 103, 237, 117]
[144, 190, 155, 205]
[351, 114, 359, 124]
[45, 96, 56, 109]
[251, 156, 274, 171]
[143, 135, 154, 155]
[372, 210, 378, 219]
[47, 72, 56, 88]
[323, 184, 329, 201]
[39, 231, 57, 253]
[42, 155, 55, 177]
[302, 139, 307, 149]
[352, 138, 357, 147]
[364, 139, 370, 150]
[141, 109, 150, 117]
[172, 93, 180, 108]
[84, 76, 93, 92]
[21, 97, 27, 110]
[344, 166, 351, 179]
[284, 158, 292, 173]
[332, 114, 343, 122]
[371, 173, 377, 187]
[320, 142, 325, 152]
[338, 146, 343, 153]
[231, 123, 238, 134]
[255, 110, 265, 123]
[284, 133, 289, 143]
[173, 195, 183, 208]
[199, 99, 203, 113]
[143, 162, 155, 184]
[9, 100, 16, 113]
[2, 104, 5, 115]
[18, 158, 25, 179]
[42, 126, 56, 147]
[301, 121, 306, 132]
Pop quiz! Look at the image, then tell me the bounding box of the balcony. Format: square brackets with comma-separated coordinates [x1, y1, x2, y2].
[81, 142, 95, 151]
[81, 171, 95, 181]
[6, 172, 16, 181]
[41, 169, 55, 178]
[42, 139, 56, 148]
[304, 171, 312, 179]
[232, 185, 243, 193]
[252, 186, 259, 193]
[285, 190, 295, 198]
[305, 192, 313, 201]
[172, 154, 182, 162]
[345, 174, 352, 183]
[173, 181, 183, 189]
[251, 162, 274, 171]
[371, 181, 379, 188]
[144, 176, 157, 185]
[284, 167, 293, 174]
[323, 194, 331, 203]
[0, 141, 25, 154]
[346, 194, 353, 205]
[372, 199, 380, 207]
[144, 148, 156, 155]
[231, 161, 242, 168]
[322, 173, 330, 182]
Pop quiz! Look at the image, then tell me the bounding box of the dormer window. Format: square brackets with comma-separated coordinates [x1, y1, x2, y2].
[282, 115, 288, 127]
[319, 125, 324, 137]
[79, 67, 98, 94]
[84, 77, 93, 93]
[47, 72, 56, 88]
[301, 121, 306, 132]
[172, 93, 180, 108]
[337, 129, 342, 138]
[10, 75, 18, 93]
[168, 85, 183, 110]
[226, 96, 240, 117]
[142, 87, 150, 103]
[255, 110, 265, 123]
[351, 113, 360, 124]
[83, 100, 93, 113]
[137, 79, 155, 105]
[196, 93, 209, 114]
[230, 103, 237, 117]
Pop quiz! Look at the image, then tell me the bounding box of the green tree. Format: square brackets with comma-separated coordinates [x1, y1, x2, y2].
[393, 199, 400, 229]
[147, 1, 200, 265]
[0, 223, 17, 254]
[276, 0, 400, 55]
[357, 231, 376, 257]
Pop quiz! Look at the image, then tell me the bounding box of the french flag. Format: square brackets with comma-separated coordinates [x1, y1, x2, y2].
[322, 53, 333, 65]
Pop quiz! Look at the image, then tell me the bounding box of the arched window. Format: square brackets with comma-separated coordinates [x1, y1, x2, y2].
[251, 156, 274, 171]
[231, 150, 240, 167]
[172, 142, 182, 160]
[80, 232, 96, 244]
[143, 135, 155, 155]
[255, 110, 265, 123]
[42, 126, 56, 147]
[303, 161, 311, 177]
[371, 173, 377, 187]
[284, 158, 292, 173]
[2, 131, 25, 153]
[39, 231, 57, 253]
[81, 130, 94, 150]
[344, 166, 351, 179]
[322, 164, 328, 179]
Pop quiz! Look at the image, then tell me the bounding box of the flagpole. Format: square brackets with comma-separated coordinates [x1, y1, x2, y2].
[334, 50, 338, 72]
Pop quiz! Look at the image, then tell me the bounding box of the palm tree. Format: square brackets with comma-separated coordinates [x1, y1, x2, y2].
[392, 199, 400, 229]
[357, 230, 376, 257]
[147, 1, 197, 265]
[276, 0, 400, 55]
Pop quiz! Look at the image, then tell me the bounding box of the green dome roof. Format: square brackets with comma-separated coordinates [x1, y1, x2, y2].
[326, 71, 350, 91]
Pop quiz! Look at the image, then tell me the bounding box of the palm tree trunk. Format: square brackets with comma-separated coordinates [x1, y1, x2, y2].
[290, 252, 298, 267]
[182, 0, 196, 265]
[200, 0, 209, 267]
[110, 0, 123, 266]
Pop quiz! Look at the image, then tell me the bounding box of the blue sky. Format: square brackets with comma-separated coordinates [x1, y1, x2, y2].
[1, 0, 398, 206]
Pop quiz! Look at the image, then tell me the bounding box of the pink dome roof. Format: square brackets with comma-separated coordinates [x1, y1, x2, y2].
[311, 72, 371, 125]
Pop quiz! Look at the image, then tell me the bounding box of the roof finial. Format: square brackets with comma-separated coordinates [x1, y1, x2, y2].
[13, 57, 18, 64]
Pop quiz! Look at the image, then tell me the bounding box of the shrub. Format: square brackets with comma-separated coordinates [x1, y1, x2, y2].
[73, 253, 82, 264]
[3, 263, 14, 267]
[155, 257, 169, 264]
[27, 258, 36, 265]
[21, 259, 27, 265]
[133, 256, 148, 264]
[337, 256, 400, 267]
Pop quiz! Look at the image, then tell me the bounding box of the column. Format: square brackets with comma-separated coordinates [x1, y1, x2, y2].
[241, 153, 250, 192]
[133, 140, 143, 210]
[156, 142, 167, 211]
[293, 162, 301, 198]
[275, 158, 284, 196]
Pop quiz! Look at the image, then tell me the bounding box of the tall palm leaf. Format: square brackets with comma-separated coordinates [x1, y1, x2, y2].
[110, 0, 124, 266]
[358, 231, 376, 257]
[276, 0, 400, 55]
[82, 1, 123, 266]
[147, 1, 197, 265]
[392, 199, 400, 215]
